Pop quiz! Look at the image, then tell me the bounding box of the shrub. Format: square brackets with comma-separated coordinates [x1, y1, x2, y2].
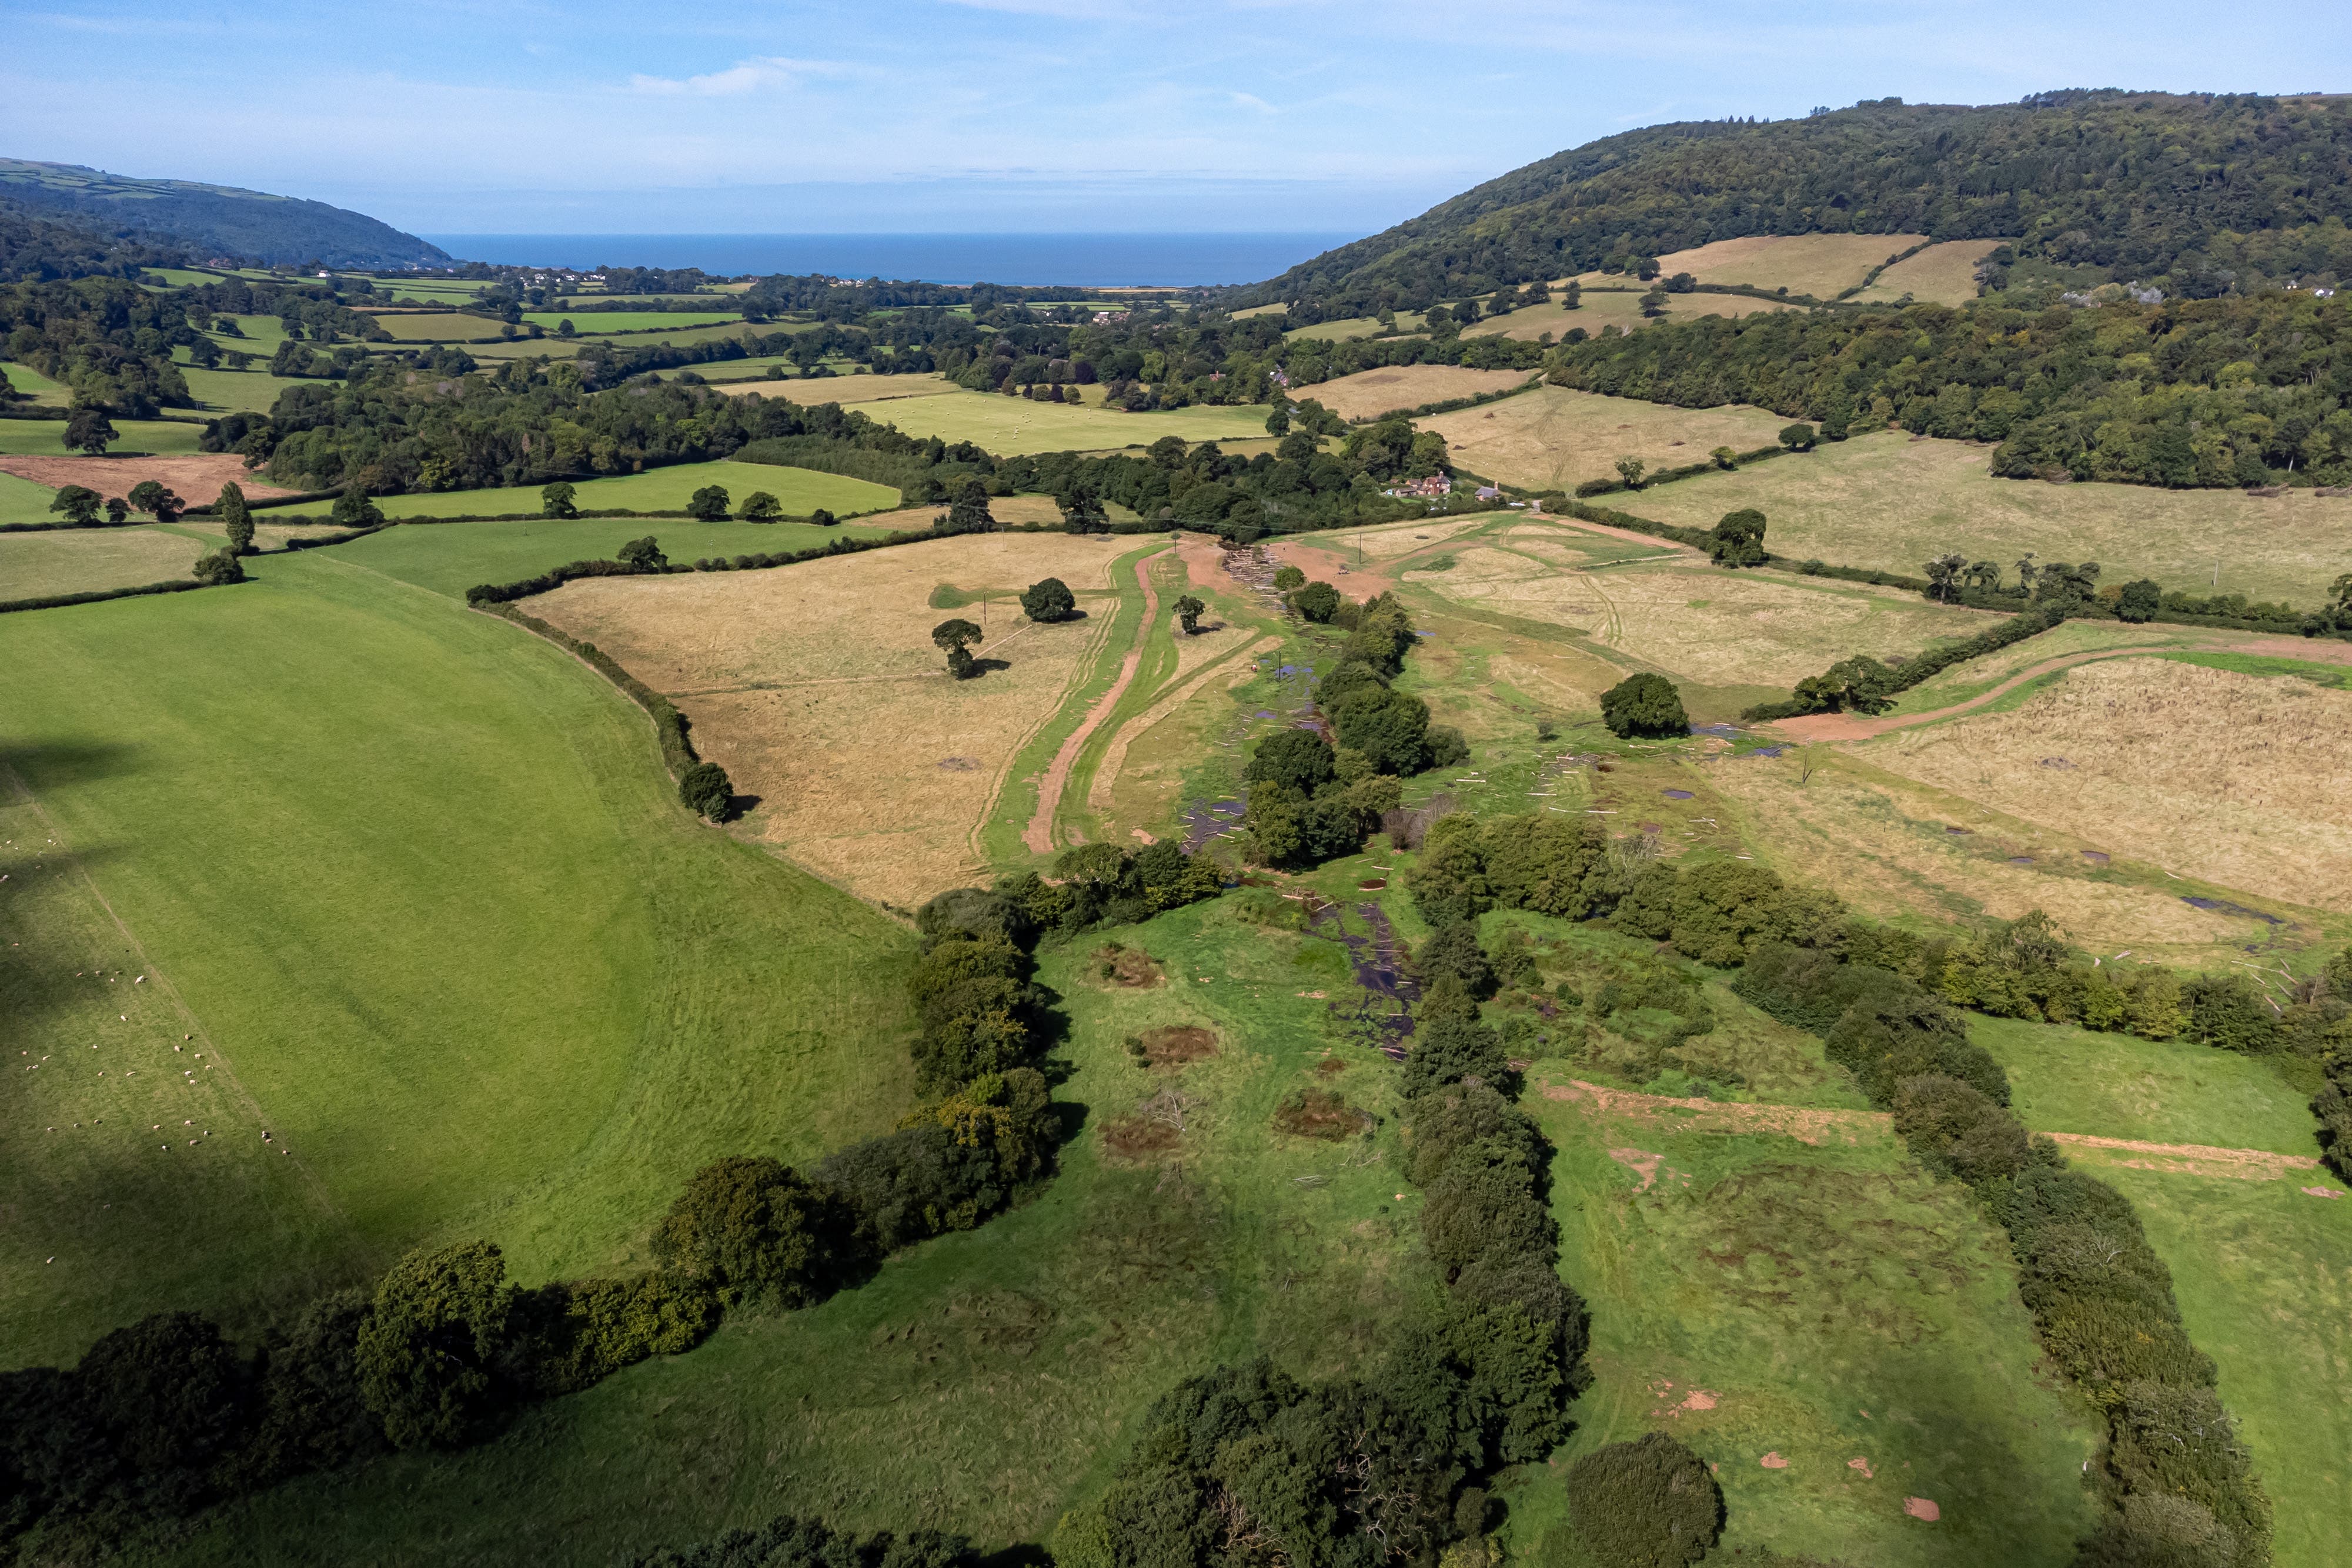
[1565, 1432, 1723, 1568]
[355, 1241, 518, 1451]
[1326, 683, 1432, 773]
[224, 1290, 382, 1490]
[1291, 580, 1341, 621]
[1400, 1012, 1513, 1099]
[331, 486, 382, 527]
[1706, 507, 1767, 567]
[739, 490, 781, 521]
[632, 1513, 979, 1568]
[1599, 673, 1686, 738]
[1778, 423, 1816, 451]
[192, 549, 245, 585]
[1418, 922, 1495, 998]
[1019, 576, 1078, 621]
[908, 932, 1039, 1090]
[1272, 564, 1305, 591]
[1245, 727, 1336, 794]
[617, 535, 667, 569]
[541, 481, 579, 519]
[678, 760, 733, 820]
[649, 1156, 858, 1308]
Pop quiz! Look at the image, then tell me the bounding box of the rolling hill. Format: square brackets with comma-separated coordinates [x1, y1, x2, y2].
[1239, 90, 2352, 313]
[0, 158, 450, 270]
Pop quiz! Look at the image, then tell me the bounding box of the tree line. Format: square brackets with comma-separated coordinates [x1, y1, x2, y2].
[1544, 290, 2352, 490]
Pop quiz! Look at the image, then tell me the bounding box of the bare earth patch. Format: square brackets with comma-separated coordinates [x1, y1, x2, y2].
[1865, 659, 2352, 913]
[531, 531, 1141, 906]
[0, 454, 303, 503]
[1303, 366, 1534, 421]
[1096, 944, 1165, 988]
[1130, 1025, 1217, 1065]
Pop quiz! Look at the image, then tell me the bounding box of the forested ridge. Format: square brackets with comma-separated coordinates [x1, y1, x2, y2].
[0, 159, 448, 270]
[1237, 91, 2352, 312]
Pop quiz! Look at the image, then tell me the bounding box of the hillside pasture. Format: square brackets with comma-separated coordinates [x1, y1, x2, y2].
[2, 360, 69, 404]
[1626, 430, 2352, 606]
[174, 363, 319, 414]
[1525, 1073, 2101, 1567]
[1851, 239, 2006, 306]
[299, 516, 900, 600]
[0, 453, 301, 519]
[1468, 288, 1799, 343]
[0, 552, 918, 1368]
[1864, 657, 2352, 914]
[358, 312, 510, 342]
[1297, 365, 1534, 420]
[370, 460, 899, 521]
[0, 419, 208, 457]
[714, 371, 964, 405]
[1, 471, 66, 526]
[1416, 385, 1790, 492]
[1649, 233, 1931, 297]
[523, 312, 741, 334]
[806, 385, 1273, 456]
[530, 531, 1158, 905]
[0, 525, 205, 595]
[1405, 541, 1991, 689]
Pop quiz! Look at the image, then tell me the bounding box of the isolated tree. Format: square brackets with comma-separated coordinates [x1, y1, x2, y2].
[64, 407, 116, 456]
[808, 507, 836, 527]
[48, 484, 102, 525]
[686, 484, 731, 520]
[1174, 594, 1207, 634]
[1020, 577, 1078, 623]
[1291, 580, 1341, 623]
[678, 760, 733, 821]
[2116, 578, 2162, 622]
[1599, 673, 1687, 738]
[1566, 1432, 1723, 1568]
[1778, 423, 1816, 451]
[944, 478, 996, 534]
[540, 480, 579, 519]
[739, 490, 781, 521]
[1613, 456, 1647, 489]
[555, 318, 576, 338]
[218, 482, 254, 553]
[617, 535, 667, 570]
[933, 617, 984, 678]
[330, 486, 382, 528]
[1793, 654, 1900, 714]
[1272, 564, 1305, 591]
[1708, 508, 1768, 567]
[1924, 551, 1967, 601]
[191, 549, 245, 586]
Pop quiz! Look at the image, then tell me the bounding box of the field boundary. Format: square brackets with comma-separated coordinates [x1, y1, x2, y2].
[1024, 547, 1173, 852]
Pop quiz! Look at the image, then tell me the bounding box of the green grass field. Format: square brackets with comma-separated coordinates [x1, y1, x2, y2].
[368, 460, 899, 522]
[1, 550, 919, 1372]
[0, 524, 204, 594]
[820, 386, 1272, 455]
[130, 895, 1431, 1565]
[4, 359, 71, 403]
[0, 419, 208, 456]
[174, 363, 315, 414]
[1627, 432, 2352, 606]
[0, 470, 66, 524]
[335, 516, 913, 599]
[1975, 1015, 2321, 1155]
[522, 311, 741, 334]
[1519, 1086, 2101, 1566]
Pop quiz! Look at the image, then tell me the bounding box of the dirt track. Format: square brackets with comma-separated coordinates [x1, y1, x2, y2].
[1023, 547, 1171, 853]
[1769, 635, 2352, 744]
[0, 453, 304, 504]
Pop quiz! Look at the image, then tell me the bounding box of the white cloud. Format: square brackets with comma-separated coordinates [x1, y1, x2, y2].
[629, 55, 840, 96]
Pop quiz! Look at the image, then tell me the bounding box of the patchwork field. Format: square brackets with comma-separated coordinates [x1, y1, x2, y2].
[1648, 233, 1932, 297]
[369, 460, 900, 521]
[1418, 385, 1792, 492]
[0, 453, 300, 519]
[1626, 431, 2352, 606]
[713, 370, 964, 404]
[1863, 657, 2352, 914]
[358, 312, 512, 342]
[735, 382, 1275, 454]
[1470, 289, 1800, 343]
[522, 311, 741, 333]
[1, 551, 917, 1368]
[0, 419, 208, 457]
[0, 525, 206, 596]
[2, 359, 70, 404]
[1852, 240, 2006, 306]
[173, 363, 319, 414]
[1299, 365, 1535, 419]
[327, 516, 909, 599]
[531, 531, 1159, 905]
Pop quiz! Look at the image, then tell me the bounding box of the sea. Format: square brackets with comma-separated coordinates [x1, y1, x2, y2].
[413, 232, 1354, 288]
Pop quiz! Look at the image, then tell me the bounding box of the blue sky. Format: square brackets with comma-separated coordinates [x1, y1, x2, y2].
[5, 1, 2349, 235]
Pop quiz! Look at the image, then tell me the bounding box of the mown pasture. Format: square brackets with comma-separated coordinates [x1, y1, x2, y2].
[1418, 386, 1791, 492]
[1646, 233, 1931, 297]
[333, 515, 913, 600]
[369, 459, 900, 522]
[1, 551, 919, 1370]
[521, 311, 741, 334]
[2, 359, 70, 404]
[0, 525, 204, 595]
[1625, 430, 2352, 607]
[748, 383, 1275, 454]
[1469, 289, 1800, 344]
[1301, 365, 1535, 420]
[1851, 240, 2007, 306]
[0, 419, 208, 457]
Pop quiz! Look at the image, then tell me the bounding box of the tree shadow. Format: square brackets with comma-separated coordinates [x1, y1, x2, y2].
[2, 740, 142, 793]
[968, 658, 1013, 677]
[726, 793, 762, 818]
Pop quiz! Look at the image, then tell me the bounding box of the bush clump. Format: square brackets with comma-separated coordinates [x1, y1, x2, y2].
[1565, 1432, 1724, 1568]
[1599, 673, 1686, 738]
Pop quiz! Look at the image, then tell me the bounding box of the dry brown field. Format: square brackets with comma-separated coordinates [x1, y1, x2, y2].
[1649, 233, 1930, 296]
[1301, 366, 1535, 420]
[1471, 290, 1799, 343]
[1852, 240, 2007, 306]
[849, 494, 1082, 532]
[0, 526, 205, 597]
[1416, 386, 1792, 492]
[1862, 658, 2352, 915]
[1628, 431, 2352, 606]
[713, 372, 963, 404]
[531, 532, 1148, 905]
[0, 453, 302, 503]
[1409, 536, 1992, 687]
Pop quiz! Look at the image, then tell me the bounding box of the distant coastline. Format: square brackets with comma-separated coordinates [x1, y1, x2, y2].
[415, 231, 1352, 287]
